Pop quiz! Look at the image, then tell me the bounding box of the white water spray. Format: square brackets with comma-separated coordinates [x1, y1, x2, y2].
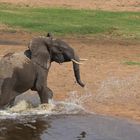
[0, 87, 93, 120]
[95, 73, 140, 104]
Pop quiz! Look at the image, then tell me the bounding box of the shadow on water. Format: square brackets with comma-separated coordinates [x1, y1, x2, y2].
[0, 116, 50, 140]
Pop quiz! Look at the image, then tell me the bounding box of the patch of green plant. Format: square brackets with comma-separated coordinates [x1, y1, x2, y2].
[0, 4, 139, 38]
[124, 61, 140, 66]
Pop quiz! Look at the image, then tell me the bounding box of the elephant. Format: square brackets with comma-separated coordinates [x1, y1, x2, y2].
[0, 33, 85, 109]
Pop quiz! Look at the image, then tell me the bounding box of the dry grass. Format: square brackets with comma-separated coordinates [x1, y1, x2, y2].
[0, 0, 140, 11]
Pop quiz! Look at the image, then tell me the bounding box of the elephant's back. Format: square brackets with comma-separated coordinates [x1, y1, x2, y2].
[0, 52, 30, 79]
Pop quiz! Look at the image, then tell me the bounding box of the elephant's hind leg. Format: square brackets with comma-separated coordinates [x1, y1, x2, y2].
[0, 95, 16, 109]
[0, 82, 18, 108]
[8, 98, 15, 107]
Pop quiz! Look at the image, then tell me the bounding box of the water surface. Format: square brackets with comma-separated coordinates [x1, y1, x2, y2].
[0, 91, 140, 140]
[0, 114, 140, 140]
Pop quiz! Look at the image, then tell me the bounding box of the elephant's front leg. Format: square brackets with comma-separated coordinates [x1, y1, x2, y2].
[38, 87, 53, 104]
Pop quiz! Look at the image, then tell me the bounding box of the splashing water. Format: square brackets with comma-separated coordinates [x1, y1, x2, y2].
[0, 100, 58, 120]
[0, 88, 93, 120]
[65, 87, 92, 106]
[54, 87, 92, 114]
[95, 73, 140, 104]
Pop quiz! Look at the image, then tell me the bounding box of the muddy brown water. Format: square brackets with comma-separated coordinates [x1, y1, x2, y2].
[0, 93, 140, 140]
[0, 114, 140, 140]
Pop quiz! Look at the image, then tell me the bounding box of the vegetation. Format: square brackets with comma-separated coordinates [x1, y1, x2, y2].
[0, 4, 139, 38]
[124, 61, 140, 66]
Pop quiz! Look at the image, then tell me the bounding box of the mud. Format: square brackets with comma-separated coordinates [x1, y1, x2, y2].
[0, 40, 22, 45]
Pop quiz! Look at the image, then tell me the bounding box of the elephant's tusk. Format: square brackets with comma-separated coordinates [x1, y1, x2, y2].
[80, 58, 88, 61]
[71, 59, 83, 65]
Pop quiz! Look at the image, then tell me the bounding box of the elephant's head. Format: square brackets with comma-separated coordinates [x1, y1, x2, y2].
[27, 34, 85, 87]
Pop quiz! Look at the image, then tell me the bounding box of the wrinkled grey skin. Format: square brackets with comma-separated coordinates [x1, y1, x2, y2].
[0, 34, 85, 109]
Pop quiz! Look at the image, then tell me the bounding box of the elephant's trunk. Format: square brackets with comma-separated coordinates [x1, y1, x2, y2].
[72, 54, 85, 87]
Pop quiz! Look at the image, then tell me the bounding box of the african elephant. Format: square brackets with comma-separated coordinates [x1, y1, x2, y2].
[0, 33, 85, 109]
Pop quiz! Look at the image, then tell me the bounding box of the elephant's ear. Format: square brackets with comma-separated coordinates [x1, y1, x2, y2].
[30, 42, 51, 69]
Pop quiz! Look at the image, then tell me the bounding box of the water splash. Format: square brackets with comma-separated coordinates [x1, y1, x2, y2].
[65, 88, 92, 106]
[55, 91, 91, 114]
[0, 89, 93, 120]
[95, 73, 140, 104]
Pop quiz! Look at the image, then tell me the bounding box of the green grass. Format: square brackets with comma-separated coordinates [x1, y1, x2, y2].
[124, 61, 140, 66]
[0, 4, 140, 38]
